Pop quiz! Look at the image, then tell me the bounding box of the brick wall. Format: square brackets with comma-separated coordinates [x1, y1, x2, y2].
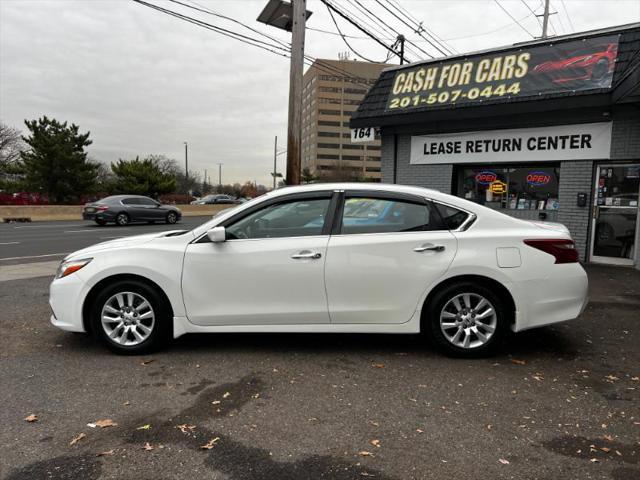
[381, 135, 453, 193]
[557, 160, 594, 261]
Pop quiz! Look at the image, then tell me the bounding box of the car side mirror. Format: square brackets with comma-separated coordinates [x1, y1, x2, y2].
[207, 226, 226, 243]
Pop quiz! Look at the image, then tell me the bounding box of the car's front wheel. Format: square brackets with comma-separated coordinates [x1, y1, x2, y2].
[166, 212, 178, 224]
[90, 280, 171, 354]
[426, 282, 510, 357]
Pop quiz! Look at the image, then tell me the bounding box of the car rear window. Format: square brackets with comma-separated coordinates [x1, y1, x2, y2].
[434, 203, 472, 230]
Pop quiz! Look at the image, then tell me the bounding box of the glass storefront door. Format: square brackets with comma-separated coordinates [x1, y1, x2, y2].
[590, 164, 640, 265]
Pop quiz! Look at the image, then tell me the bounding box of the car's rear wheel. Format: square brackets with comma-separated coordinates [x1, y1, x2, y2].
[115, 212, 130, 226]
[166, 212, 178, 224]
[426, 282, 510, 357]
[90, 280, 171, 355]
[95, 219, 107, 226]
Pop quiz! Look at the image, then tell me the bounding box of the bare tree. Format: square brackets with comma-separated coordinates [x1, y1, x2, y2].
[0, 122, 23, 170]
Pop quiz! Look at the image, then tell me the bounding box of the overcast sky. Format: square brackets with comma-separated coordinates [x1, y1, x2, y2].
[1, 0, 638, 185]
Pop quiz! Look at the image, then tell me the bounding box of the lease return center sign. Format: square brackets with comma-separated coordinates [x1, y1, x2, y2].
[409, 122, 612, 165]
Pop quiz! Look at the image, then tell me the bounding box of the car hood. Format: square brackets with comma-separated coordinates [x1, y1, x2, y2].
[65, 230, 191, 259]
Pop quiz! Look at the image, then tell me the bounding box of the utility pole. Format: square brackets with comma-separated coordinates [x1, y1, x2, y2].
[541, 0, 550, 38]
[397, 35, 405, 65]
[217, 162, 223, 189]
[183, 142, 188, 183]
[273, 136, 278, 189]
[204, 169, 207, 192]
[183, 142, 189, 201]
[286, 0, 306, 185]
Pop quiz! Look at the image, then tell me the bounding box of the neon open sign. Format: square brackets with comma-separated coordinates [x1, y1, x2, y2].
[475, 171, 497, 185]
[527, 172, 551, 186]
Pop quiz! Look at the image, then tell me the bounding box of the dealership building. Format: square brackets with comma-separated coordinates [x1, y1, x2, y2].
[350, 23, 640, 268]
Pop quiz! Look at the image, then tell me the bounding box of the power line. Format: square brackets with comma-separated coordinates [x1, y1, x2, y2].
[320, 0, 406, 63]
[385, 0, 456, 55]
[356, 0, 434, 59]
[325, 4, 387, 63]
[174, 0, 290, 49]
[341, 0, 424, 60]
[375, 0, 449, 57]
[132, 0, 292, 57]
[559, 0, 575, 32]
[520, 0, 543, 27]
[493, 0, 536, 38]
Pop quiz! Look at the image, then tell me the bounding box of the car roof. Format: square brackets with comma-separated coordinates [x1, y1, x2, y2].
[103, 195, 153, 201]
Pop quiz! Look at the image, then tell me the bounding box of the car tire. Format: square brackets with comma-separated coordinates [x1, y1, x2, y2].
[90, 279, 172, 355]
[115, 213, 130, 226]
[166, 212, 178, 224]
[425, 281, 510, 357]
[95, 219, 107, 226]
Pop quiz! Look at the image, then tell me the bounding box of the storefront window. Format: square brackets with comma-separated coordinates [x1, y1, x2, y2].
[456, 165, 560, 211]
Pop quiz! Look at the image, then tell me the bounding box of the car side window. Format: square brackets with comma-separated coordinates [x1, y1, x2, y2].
[226, 198, 331, 240]
[138, 198, 158, 206]
[340, 197, 442, 234]
[122, 198, 139, 205]
[434, 203, 471, 230]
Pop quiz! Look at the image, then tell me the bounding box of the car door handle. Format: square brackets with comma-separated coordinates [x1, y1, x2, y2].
[414, 244, 445, 252]
[291, 250, 322, 260]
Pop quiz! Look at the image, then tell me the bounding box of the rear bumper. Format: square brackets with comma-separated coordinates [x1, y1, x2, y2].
[512, 263, 589, 331]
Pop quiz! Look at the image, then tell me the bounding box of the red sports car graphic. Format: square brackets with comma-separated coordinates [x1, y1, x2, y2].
[532, 43, 618, 85]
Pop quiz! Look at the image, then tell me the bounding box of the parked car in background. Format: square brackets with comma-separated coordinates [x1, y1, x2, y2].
[190, 194, 240, 205]
[53, 183, 588, 357]
[82, 195, 181, 226]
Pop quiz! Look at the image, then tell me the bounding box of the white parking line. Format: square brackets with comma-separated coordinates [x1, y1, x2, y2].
[0, 253, 68, 262]
[0, 242, 20, 245]
[0, 260, 60, 282]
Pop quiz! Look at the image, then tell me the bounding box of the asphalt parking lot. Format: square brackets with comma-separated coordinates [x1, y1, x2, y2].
[0, 229, 638, 480]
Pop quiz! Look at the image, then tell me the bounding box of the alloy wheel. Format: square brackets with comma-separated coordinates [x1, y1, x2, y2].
[116, 213, 129, 226]
[167, 212, 177, 224]
[100, 291, 155, 346]
[439, 293, 497, 349]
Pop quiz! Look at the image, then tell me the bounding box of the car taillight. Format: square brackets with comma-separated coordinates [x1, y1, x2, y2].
[96, 205, 109, 212]
[523, 239, 579, 264]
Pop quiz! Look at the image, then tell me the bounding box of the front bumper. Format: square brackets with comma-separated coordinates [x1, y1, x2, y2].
[49, 272, 89, 333]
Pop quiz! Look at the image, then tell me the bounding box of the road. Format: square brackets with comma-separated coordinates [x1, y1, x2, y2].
[0, 261, 638, 479]
[0, 217, 211, 266]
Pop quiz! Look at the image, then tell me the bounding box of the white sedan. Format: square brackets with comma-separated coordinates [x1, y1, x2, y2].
[50, 183, 588, 357]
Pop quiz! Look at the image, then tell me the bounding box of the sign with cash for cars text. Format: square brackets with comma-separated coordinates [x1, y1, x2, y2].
[409, 123, 612, 164]
[386, 35, 619, 111]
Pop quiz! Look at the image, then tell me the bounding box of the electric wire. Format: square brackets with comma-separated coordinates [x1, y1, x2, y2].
[493, 0, 537, 38]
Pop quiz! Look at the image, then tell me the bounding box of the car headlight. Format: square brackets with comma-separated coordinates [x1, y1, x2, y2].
[55, 258, 92, 279]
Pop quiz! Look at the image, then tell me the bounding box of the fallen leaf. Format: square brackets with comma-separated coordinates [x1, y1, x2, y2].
[200, 437, 220, 450]
[368, 421, 379, 427]
[603, 434, 614, 442]
[122, 401, 130, 406]
[136, 424, 151, 430]
[96, 449, 114, 457]
[605, 375, 619, 381]
[631, 376, 639, 382]
[211, 400, 221, 405]
[498, 458, 510, 465]
[70, 432, 87, 446]
[93, 419, 117, 428]
[369, 439, 381, 448]
[510, 359, 526, 365]
[143, 442, 154, 451]
[178, 424, 196, 434]
[600, 447, 611, 453]
[589, 458, 599, 463]
[24, 414, 38, 423]
[222, 392, 231, 399]
[358, 451, 374, 457]
[372, 363, 385, 369]
[140, 359, 155, 366]
[416, 429, 424, 433]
